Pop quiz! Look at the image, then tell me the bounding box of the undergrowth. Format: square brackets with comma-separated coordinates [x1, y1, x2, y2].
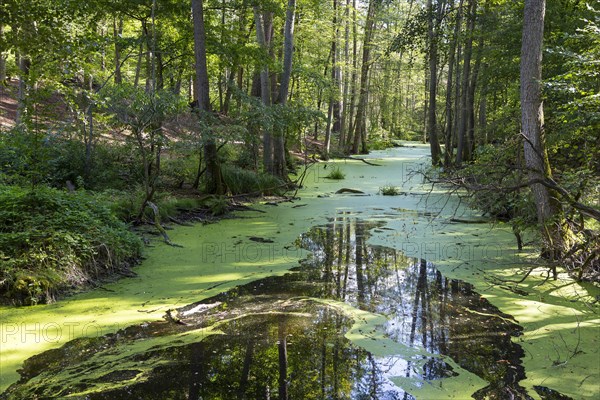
[222, 165, 285, 196]
[0, 185, 142, 305]
[324, 166, 345, 180]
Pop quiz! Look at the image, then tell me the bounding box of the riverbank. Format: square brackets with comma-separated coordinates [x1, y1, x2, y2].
[1, 144, 598, 399]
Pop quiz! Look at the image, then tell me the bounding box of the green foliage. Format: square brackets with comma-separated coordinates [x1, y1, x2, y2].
[461, 143, 537, 229]
[0, 128, 140, 190]
[369, 136, 396, 151]
[545, 4, 600, 175]
[201, 195, 229, 216]
[100, 84, 187, 128]
[221, 165, 285, 196]
[0, 185, 142, 305]
[324, 166, 346, 180]
[97, 190, 203, 222]
[379, 184, 401, 196]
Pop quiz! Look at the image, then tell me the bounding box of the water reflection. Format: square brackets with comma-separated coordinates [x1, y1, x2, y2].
[2, 218, 534, 399]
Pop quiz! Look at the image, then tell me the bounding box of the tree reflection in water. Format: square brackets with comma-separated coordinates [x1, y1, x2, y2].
[2, 217, 533, 400]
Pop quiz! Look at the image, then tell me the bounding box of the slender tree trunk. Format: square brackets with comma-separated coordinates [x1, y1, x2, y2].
[134, 34, 144, 88]
[444, 0, 460, 167]
[113, 16, 123, 84]
[347, 0, 359, 153]
[479, 85, 487, 143]
[456, 0, 475, 165]
[192, 0, 224, 194]
[331, 0, 342, 137]
[254, 7, 273, 174]
[351, 0, 378, 155]
[453, 37, 462, 153]
[0, 25, 7, 82]
[339, 0, 351, 149]
[468, 34, 483, 156]
[426, 0, 442, 166]
[16, 55, 30, 125]
[521, 0, 568, 266]
[272, 0, 296, 179]
[325, 98, 333, 159]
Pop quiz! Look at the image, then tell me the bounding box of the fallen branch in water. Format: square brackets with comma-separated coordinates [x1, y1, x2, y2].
[343, 157, 382, 166]
[336, 188, 366, 194]
[146, 202, 182, 247]
[449, 218, 490, 224]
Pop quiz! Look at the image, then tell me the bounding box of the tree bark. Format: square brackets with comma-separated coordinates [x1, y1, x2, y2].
[351, 0, 378, 154]
[520, 0, 567, 263]
[16, 55, 30, 125]
[192, 0, 224, 194]
[0, 24, 6, 82]
[331, 0, 342, 138]
[113, 16, 123, 84]
[253, 7, 273, 174]
[272, 0, 296, 179]
[426, 0, 442, 166]
[444, 0, 461, 167]
[456, 0, 475, 165]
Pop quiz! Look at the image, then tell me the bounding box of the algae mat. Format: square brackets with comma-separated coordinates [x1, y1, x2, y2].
[0, 144, 598, 399]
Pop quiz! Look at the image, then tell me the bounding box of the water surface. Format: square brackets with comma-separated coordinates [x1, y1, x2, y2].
[2, 218, 535, 399]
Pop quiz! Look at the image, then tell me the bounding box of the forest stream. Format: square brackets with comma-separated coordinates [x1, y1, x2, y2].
[1, 145, 598, 399]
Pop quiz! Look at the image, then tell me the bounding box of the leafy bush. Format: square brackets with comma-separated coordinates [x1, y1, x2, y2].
[324, 166, 345, 180]
[0, 128, 140, 190]
[201, 195, 230, 216]
[222, 165, 285, 196]
[459, 143, 537, 233]
[0, 185, 142, 305]
[97, 189, 204, 222]
[379, 184, 401, 196]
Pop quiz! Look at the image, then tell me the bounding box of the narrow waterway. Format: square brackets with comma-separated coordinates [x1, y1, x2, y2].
[1, 145, 598, 399]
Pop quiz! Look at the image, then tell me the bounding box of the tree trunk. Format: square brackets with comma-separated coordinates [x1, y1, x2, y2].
[347, 0, 359, 153]
[192, 0, 224, 195]
[351, 0, 378, 155]
[456, 0, 475, 166]
[113, 16, 123, 84]
[16, 55, 30, 125]
[467, 33, 483, 156]
[339, 0, 351, 150]
[134, 34, 144, 88]
[272, 0, 296, 179]
[426, 0, 442, 166]
[444, 0, 460, 167]
[520, 0, 568, 265]
[331, 0, 342, 138]
[0, 24, 6, 82]
[254, 7, 273, 174]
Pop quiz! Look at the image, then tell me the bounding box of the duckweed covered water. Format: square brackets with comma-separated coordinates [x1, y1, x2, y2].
[1, 145, 597, 399]
[2, 218, 543, 399]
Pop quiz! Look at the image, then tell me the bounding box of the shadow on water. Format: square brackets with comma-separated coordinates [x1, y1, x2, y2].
[3, 217, 566, 399]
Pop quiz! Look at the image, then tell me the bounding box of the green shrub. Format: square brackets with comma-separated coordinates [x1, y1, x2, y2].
[222, 165, 285, 196]
[201, 195, 230, 216]
[324, 166, 345, 180]
[461, 143, 537, 227]
[0, 185, 142, 305]
[97, 189, 203, 222]
[379, 185, 401, 196]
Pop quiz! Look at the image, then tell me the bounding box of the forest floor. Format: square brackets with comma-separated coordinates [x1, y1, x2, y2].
[0, 80, 18, 129]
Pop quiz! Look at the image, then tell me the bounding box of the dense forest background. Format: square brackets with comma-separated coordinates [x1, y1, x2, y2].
[0, 0, 598, 305]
